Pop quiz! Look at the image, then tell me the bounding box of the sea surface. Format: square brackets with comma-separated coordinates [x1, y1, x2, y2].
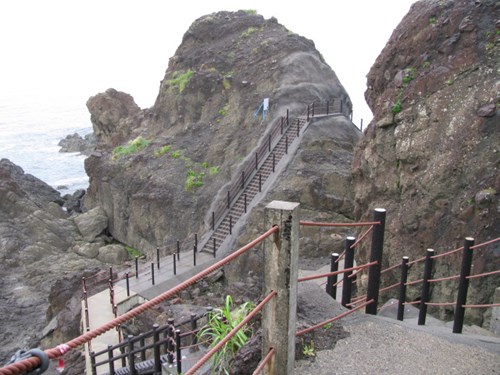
[0, 92, 92, 195]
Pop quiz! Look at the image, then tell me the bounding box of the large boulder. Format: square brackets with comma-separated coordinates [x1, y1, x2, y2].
[97, 244, 129, 264]
[74, 206, 108, 241]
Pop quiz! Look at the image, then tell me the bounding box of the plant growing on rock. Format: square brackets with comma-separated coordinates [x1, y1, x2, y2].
[168, 70, 194, 94]
[198, 295, 254, 374]
[153, 145, 171, 157]
[112, 136, 150, 160]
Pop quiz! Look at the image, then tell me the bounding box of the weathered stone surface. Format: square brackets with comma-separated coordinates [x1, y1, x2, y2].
[72, 241, 101, 259]
[97, 244, 129, 264]
[58, 132, 95, 155]
[354, 0, 499, 327]
[74, 206, 108, 241]
[0, 159, 101, 361]
[83, 11, 354, 257]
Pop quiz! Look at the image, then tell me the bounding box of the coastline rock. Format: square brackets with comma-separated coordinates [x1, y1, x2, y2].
[353, 0, 499, 327]
[58, 132, 95, 155]
[74, 206, 108, 242]
[84, 10, 354, 257]
[0, 158, 102, 361]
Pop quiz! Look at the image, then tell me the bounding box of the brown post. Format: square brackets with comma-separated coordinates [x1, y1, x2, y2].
[262, 201, 300, 375]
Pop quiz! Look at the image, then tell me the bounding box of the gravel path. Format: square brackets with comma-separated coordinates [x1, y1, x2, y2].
[294, 283, 500, 375]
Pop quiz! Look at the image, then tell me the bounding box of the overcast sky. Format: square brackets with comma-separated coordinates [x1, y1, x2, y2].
[0, 0, 416, 125]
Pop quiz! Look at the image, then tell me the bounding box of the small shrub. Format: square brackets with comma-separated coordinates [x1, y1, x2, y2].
[391, 98, 402, 115]
[446, 78, 454, 86]
[168, 70, 194, 93]
[171, 150, 182, 158]
[153, 145, 171, 157]
[243, 9, 257, 15]
[429, 16, 437, 25]
[185, 170, 204, 191]
[422, 61, 430, 68]
[113, 136, 150, 160]
[208, 166, 220, 176]
[222, 78, 231, 90]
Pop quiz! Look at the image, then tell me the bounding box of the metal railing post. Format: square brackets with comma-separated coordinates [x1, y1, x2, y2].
[342, 237, 356, 308]
[177, 240, 180, 261]
[151, 263, 155, 285]
[173, 254, 177, 275]
[418, 249, 435, 325]
[176, 330, 182, 374]
[127, 335, 137, 375]
[365, 208, 386, 315]
[326, 253, 339, 299]
[453, 237, 475, 333]
[106, 345, 115, 375]
[157, 248, 160, 270]
[153, 324, 161, 373]
[135, 256, 139, 278]
[213, 238, 217, 258]
[126, 272, 130, 297]
[397, 256, 409, 321]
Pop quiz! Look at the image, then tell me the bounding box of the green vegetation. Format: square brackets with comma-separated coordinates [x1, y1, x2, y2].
[185, 169, 205, 191]
[112, 136, 150, 160]
[402, 67, 417, 84]
[485, 42, 495, 51]
[302, 340, 316, 357]
[168, 70, 194, 93]
[171, 150, 182, 158]
[322, 322, 333, 330]
[153, 145, 171, 158]
[218, 103, 229, 116]
[429, 16, 437, 25]
[208, 166, 220, 176]
[125, 246, 143, 258]
[446, 78, 454, 86]
[198, 295, 254, 374]
[243, 9, 257, 15]
[391, 97, 402, 115]
[422, 61, 430, 69]
[241, 27, 258, 37]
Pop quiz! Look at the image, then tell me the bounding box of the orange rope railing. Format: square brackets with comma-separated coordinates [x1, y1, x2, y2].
[378, 282, 400, 294]
[466, 269, 500, 279]
[252, 347, 276, 375]
[299, 220, 381, 227]
[431, 247, 463, 259]
[296, 299, 374, 336]
[405, 278, 423, 286]
[462, 303, 500, 308]
[470, 237, 500, 250]
[380, 262, 401, 275]
[425, 302, 455, 306]
[428, 275, 460, 283]
[407, 256, 426, 266]
[297, 261, 377, 282]
[186, 290, 277, 375]
[0, 226, 279, 375]
[349, 225, 374, 249]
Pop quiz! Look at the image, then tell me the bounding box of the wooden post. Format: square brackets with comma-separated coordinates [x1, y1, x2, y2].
[262, 201, 300, 375]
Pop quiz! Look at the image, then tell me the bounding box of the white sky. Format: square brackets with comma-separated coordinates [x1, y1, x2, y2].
[0, 0, 416, 126]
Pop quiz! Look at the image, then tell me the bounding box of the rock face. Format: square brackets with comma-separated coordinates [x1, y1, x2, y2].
[84, 11, 353, 255]
[58, 132, 95, 156]
[0, 159, 101, 361]
[353, 0, 499, 326]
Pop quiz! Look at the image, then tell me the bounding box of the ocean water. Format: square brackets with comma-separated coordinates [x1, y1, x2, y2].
[0, 92, 92, 195]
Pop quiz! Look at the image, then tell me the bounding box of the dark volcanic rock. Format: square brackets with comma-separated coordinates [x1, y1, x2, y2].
[83, 10, 354, 257]
[353, 0, 499, 327]
[59, 132, 95, 156]
[0, 159, 101, 361]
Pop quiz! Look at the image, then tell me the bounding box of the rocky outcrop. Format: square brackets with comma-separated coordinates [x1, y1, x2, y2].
[353, 0, 499, 327]
[84, 11, 353, 256]
[0, 159, 102, 361]
[58, 132, 95, 156]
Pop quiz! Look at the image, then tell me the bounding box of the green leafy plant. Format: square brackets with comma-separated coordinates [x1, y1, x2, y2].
[168, 70, 194, 93]
[153, 145, 171, 157]
[185, 169, 205, 191]
[222, 78, 231, 90]
[171, 150, 182, 158]
[429, 16, 437, 25]
[302, 340, 315, 357]
[208, 166, 220, 176]
[112, 136, 150, 160]
[391, 98, 402, 115]
[243, 9, 257, 15]
[422, 61, 430, 68]
[198, 295, 254, 374]
[446, 78, 454, 86]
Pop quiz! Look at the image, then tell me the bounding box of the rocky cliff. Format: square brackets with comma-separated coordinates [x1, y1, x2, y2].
[84, 10, 353, 256]
[0, 159, 102, 361]
[353, 0, 499, 326]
